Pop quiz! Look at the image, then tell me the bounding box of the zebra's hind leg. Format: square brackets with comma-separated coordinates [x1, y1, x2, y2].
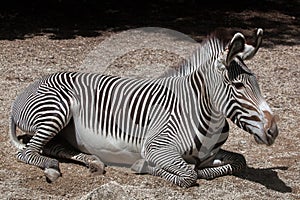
[43, 136, 105, 175]
[16, 131, 62, 183]
[196, 149, 246, 180]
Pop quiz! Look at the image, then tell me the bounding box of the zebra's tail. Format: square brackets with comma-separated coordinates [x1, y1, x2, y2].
[9, 115, 26, 150]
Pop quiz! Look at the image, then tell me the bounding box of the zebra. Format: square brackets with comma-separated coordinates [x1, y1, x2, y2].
[9, 28, 278, 187]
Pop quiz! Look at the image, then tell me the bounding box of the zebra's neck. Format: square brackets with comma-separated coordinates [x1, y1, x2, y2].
[171, 72, 227, 156]
[187, 70, 225, 123]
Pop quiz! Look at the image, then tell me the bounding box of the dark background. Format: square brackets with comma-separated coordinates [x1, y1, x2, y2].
[0, 0, 299, 45]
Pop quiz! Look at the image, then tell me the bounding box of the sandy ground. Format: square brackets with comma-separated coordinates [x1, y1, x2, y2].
[0, 1, 299, 199]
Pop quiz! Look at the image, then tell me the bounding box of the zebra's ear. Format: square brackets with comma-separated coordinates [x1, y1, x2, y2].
[225, 33, 245, 66]
[239, 28, 263, 60]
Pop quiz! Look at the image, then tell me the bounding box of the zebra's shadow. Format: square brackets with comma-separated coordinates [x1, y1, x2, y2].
[234, 166, 292, 193]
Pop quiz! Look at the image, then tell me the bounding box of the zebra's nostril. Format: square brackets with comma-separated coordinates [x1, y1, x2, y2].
[266, 125, 278, 139]
[265, 114, 279, 140]
[267, 129, 273, 138]
[265, 129, 275, 145]
[267, 129, 273, 136]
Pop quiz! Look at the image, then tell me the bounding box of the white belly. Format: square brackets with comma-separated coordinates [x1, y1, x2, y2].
[63, 124, 143, 167]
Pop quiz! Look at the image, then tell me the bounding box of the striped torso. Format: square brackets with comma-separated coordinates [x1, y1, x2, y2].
[30, 72, 229, 166]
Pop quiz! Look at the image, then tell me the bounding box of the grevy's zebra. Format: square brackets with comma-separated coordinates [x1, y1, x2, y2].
[10, 28, 278, 187]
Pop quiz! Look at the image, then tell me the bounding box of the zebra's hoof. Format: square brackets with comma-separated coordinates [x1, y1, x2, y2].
[44, 168, 61, 183]
[131, 159, 149, 174]
[88, 155, 106, 175]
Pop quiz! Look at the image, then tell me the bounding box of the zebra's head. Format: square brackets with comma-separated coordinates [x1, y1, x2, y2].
[214, 29, 278, 145]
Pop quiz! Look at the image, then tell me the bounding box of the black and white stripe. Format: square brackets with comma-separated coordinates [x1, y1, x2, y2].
[10, 29, 270, 187]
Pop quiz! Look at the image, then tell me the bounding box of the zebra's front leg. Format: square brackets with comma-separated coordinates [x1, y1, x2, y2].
[137, 147, 197, 187]
[43, 137, 105, 175]
[196, 149, 246, 180]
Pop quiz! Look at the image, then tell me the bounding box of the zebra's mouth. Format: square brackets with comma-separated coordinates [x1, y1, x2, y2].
[254, 134, 265, 144]
[254, 133, 274, 146]
[240, 121, 272, 145]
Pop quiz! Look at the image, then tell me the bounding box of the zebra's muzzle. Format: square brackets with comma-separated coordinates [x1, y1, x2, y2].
[265, 115, 279, 145]
[255, 114, 279, 146]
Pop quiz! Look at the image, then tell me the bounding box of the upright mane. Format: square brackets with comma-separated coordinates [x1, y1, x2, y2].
[164, 31, 230, 77]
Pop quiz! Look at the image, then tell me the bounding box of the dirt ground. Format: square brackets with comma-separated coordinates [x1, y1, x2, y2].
[0, 1, 299, 199]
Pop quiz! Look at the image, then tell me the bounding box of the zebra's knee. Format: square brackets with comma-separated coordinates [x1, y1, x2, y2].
[177, 170, 198, 188]
[147, 162, 197, 187]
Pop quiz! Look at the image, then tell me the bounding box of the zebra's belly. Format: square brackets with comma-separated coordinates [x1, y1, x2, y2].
[63, 126, 143, 167]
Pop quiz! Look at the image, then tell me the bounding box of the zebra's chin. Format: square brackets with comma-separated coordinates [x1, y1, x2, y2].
[253, 131, 275, 146]
[254, 134, 268, 145]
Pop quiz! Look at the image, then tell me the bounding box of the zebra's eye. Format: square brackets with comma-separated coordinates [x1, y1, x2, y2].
[232, 82, 245, 89]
